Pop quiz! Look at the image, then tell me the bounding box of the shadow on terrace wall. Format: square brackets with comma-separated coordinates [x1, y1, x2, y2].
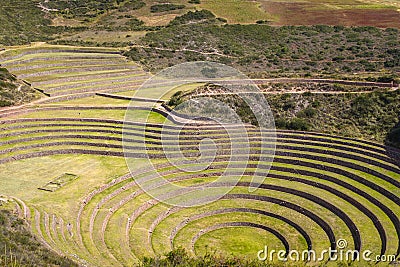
[385, 117, 400, 169]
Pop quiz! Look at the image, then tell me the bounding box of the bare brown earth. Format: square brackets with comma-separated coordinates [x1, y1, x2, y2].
[261, 1, 400, 28]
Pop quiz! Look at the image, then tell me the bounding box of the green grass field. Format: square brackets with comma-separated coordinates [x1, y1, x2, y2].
[199, 0, 271, 24]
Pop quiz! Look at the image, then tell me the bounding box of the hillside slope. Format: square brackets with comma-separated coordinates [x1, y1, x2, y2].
[0, 205, 78, 266]
[0, 68, 39, 107]
[0, 0, 59, 46]
[126, 17, 400, 76]
[387, 120, 400, 148]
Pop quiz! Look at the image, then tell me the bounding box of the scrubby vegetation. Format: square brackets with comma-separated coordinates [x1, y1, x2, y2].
[387, 121, 400, 147]
[175, 83, 400, 146]
[0, 208, 78, 267]
[0, 68, 38, 107]
[150, 4, 185, 13]
[126, 16, 400, 76]
[45, 0, 145, 20]
[241, 90, 399, 144]
[0, 0, 149, 45]
[168, 10, 216, 26]
[266, 90, 400, 144]
[0, 0, 62, 45]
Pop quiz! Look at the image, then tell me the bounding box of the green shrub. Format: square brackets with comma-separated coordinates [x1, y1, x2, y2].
[288, 118, 310, 131]
[256, 20, 270, 24]
[125, 18, 145, 30]
[169, 10, 215, 26]
[298, 107, 317, 118]
[387, 124, 400, 147]
[275, 118, 287, 128]
[282, 100, 295, 111]
[118, 0, 145, 12]
[168, 91, 184, 107]
[150, 4, 185, 13]
[351, 95, 376, 116]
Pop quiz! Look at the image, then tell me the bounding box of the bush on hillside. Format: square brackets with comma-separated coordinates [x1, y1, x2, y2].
[150, 4, 185, 13]
[169, 10, 216, 26]
[387, 121, 400, 148]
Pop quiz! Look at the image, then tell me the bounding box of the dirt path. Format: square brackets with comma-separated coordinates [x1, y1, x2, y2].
[37, 1, 58, 12]
[192, 87, 399, 96]
[130, 44, 235, 58]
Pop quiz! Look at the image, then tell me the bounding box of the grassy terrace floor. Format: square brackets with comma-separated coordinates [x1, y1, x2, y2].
[1, 116, 399, 266]
[0, 44, 150, 99]
[0, 44, 399, 266]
